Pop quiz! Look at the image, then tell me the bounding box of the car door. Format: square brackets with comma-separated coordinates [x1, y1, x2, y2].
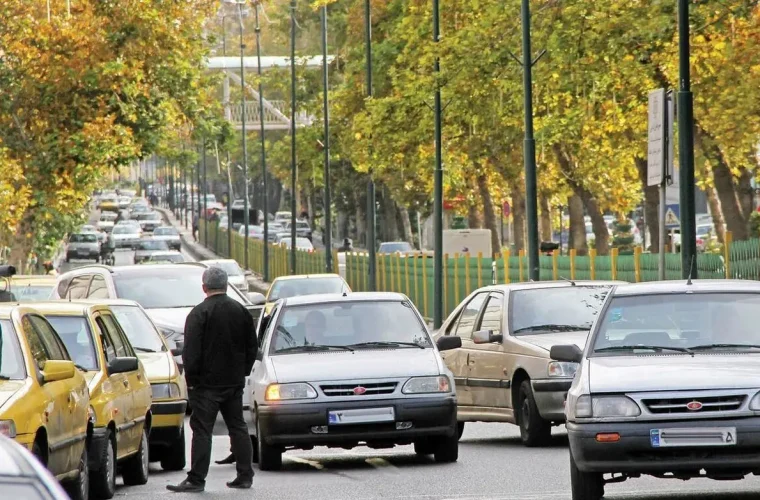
[468, 293, 510, 409]
[243, 304, 265, 409]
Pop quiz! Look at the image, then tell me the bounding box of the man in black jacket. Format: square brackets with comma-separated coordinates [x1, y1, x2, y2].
[167, 267, 256, 493]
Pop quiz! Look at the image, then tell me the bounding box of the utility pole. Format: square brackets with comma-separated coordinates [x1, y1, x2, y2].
[226, 152, 233, 258]
[289, 0, 298, 275]
[521, 0, 540, 281]
[196, 148, 202, 242]
[202, 143, 208, 245]
[678, 0, 697, 278]
[432, 0, 443, 328]
[237, 2, 250, 270]
[364, 0, 377, 290]
[254, 1, 270, 281]
[322, 4, 332, 273]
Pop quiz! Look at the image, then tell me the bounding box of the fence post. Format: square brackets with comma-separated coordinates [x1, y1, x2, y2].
[634, 246, 642, 283]
[422, 255, 429, 318]
[346, 252, 352, 288]
[569, 249, 576, 280]
[724, 230, 733, 279]
[454, 254, 460, 305]
[492, 256, 497, 285]
[552, 249, 559, 280]
[412, 253, 419, 303]
[503, 250, 510, 284]
[589, 248, 596, 280]
[396, 253, 402, 292]
[518, 249, 525, 282]
[405, 255, 411, 297]
[444, 254, 449, 314]
[465, 253, 471, 292]
[611, 247, 619, 280]
[477, 252, 483, 288]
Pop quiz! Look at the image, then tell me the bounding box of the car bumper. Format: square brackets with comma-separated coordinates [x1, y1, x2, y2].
[88, 427, 110, 472]
[531, 379, 572, 421]
[115, 240, 139, 248]
[150, 401, 186, 445]
[568, 417, 760, 474]
[255, 396, 457, 448]
[67, 250, 100, 259]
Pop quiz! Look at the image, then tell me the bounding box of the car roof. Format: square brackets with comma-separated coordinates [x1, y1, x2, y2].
[24, 301, 112, 316]
[613, 279, 760, 297]
[472, 280, 625, 293]
[282, 292, 406, 307]
[59, 262, 205, 277]
[200, 259, 237, 265]
[10, 276, 57, 286]
[273, 273, 343, 282]
[0, 304, 38, 320]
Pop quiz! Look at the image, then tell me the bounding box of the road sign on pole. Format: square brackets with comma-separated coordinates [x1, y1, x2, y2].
[665, 204, 680, 229]
[647, 89, 666, 187]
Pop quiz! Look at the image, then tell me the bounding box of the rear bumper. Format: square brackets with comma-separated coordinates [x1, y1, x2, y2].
[255, 396, 457, 448]
[568, 417, 760, 475]
[66, 249, 100, 259]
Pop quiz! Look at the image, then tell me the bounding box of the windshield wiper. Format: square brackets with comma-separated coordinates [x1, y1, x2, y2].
[132, 346, 156, 353]
[690, 343, 760, 351]
[595, 345, 693, 354]
[348, 341, 425, 349]
[513, 324, 590, 334]
[73, 364, 90, 372]
[276, 344, 354, 353]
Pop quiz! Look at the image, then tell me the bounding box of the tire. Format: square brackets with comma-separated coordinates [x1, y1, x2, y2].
[90, 431, 115, 499]
[517, 380, 552, 447]
[32, 439, 46, 466]
[256, 413, 281, 471]
[65, 445, 89, 500]
[250, 434, 259, 463]
[457, 422, 465, 440]
[433, 431, 459, 463]
[570, 452, 604, 500]
[122, 426, 149, 485]
[160, 427, 186, 471]
[413, 439, 435, 456]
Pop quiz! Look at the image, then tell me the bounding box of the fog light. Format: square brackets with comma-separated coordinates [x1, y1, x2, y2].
[311, 426, 328, 434]
[595, 433, 620, 443]
[396, 421, 413, 430]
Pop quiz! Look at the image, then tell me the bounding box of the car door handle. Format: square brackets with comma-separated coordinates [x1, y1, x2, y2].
[122, 380, 129, 388]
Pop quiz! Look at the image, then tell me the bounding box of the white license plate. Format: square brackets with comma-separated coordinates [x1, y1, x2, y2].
[650, 427, 736, 447]
[328, 407, 395, 425]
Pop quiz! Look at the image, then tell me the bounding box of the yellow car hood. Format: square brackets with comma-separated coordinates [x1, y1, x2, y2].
[137, 352, 173, 383]
[0, 381, 25, 411]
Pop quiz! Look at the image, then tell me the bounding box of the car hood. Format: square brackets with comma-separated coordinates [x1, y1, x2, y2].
[137, 351, 173, 382]
[517, 331, 589, 351]
[145, 308, 192, 333]
[0, 381, 26, 411]
[270, 348, 440, 383]
[589, 354, 760, 393]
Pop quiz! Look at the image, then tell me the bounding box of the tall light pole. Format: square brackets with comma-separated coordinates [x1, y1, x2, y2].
[254, 0, 270, 281]
[678, 0, 697, 278]
[202, 142, 208, 245]
[322, 4, 332, 272]
[234, 0, 250, 270]
[364, 0, 377, 290]
[432, 0, 443, 327]
[289, 0, 298, 274]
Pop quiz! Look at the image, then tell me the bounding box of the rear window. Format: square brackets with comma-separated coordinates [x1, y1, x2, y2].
[138, 240, 169, 250]
[154, 227, 178, 236]
[69, 234, 97, 243]
[113, 268, 245, 308]
[268, 277, 346, 301]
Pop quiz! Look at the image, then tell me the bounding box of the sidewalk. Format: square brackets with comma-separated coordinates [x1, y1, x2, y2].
[154, 207, 271, 295]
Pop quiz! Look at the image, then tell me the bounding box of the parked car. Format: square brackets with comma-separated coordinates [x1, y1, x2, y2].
[111, 225, 141, 249]
[264, 274, 350, 315]
[250, 292, 458, 470]
[553, 279, 760, 499]
[0, 303, 90, 499]
[199, 259, 249, 292]
[0, 434, 71, 500]
[133, 239, 170, 264]
[36, 302, 152, 498]
[65, 233, 100, 263]
[433, 280, 622, 446]
[151, 226, 181, 250]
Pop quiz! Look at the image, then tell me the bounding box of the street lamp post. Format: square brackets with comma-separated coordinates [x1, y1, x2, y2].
[432, 0, 443, 328]
[235, 1, 250, 270]
[321, 4, 332, 272]
[289, 0, 298, 275]
[364, 0, 377, 291]
[254, 1, 270, 281]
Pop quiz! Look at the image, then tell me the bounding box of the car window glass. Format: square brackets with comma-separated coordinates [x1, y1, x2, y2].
[66, 275, 92, 299]
[0, 320, 26, 379]
[95, 317, 116, 362]
[99, 314, 129, 358]
[477, 294, 503, 333]
[88, 275, 109, 299]
[454, 292, 488, 339]
[105, 314, 136, 357]
[45, 316, 99, 370]
[29, 316, 68, 360]
[444, 309, 463, 335]
[22, 316, 50, 370]
[56, 278, 71, 298]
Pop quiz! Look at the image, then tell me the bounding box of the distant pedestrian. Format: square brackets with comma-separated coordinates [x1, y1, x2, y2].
[338, 238, 353, 252]
[167, 267, 256, 493]
[193, 213, 199, 242]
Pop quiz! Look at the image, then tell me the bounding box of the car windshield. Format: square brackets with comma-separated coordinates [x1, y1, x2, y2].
[13, 285, 54, 302]
[271, 300, 430, 353]
[268, 277, 346, 301]
[45, 316, 99, 371]
[511, 286, 612, 335]
[69, 233, 97, 243]
[137, 213, 160, 220]
[0, 319, 26, 379]
[110, 305, 165, 352]
[296, 221, 310, 229]
[112, 226, 133, 234]
[138, 240, 169, 251]
[592, 292, 760, 354]
[153, 227, 178, 236]
[207, 261, 243, 276]
[113, 268, 245, 308]
[379, 242, 413, 253]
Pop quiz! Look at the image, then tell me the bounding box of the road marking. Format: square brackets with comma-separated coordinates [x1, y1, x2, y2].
[364, 457, 399, 472]
[287, 456, 326, 470]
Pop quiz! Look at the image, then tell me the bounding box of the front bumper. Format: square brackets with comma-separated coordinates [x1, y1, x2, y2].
[255, 396, 457, 448]
[150, 400, 186, 446]
[568, 417, 760, 475]
[531, 379, 572, 421]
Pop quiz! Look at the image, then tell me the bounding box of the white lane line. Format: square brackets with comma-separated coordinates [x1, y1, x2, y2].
[287, 456, 326, 470]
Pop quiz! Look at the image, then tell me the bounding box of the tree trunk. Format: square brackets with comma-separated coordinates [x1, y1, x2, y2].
[635, 157, 659, 252]
[381, 189, 399, 241]
[476, 173, 501, 256]
[9, 211, 34, 272]
[738, 166, 755, 222]
[577, 188, 609, 255]
[705, 185, 726, 244]
[539, 193, 552, 242]
[397, 204, 414, 245]
[511, 184, 526, 252]
[354, 194, 366, 246]
[568, 193, 587, 254]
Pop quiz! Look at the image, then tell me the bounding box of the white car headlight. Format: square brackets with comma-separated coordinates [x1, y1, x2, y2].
[265, 383, 317, 401]
[547, 361, 578, 378]
[575, 395, 640, 418]
[158, 327, 179, 337]
[0, 420, 16, 438]
[749, 391, 760, 410]
[152, 383, 181, 400]
[402, 376, 451, 394]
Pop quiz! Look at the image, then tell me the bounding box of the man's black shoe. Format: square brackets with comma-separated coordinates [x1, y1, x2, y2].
[226, 477, 253, 489]
[215, 453, 236, 465]
[167, 479, 205, 493]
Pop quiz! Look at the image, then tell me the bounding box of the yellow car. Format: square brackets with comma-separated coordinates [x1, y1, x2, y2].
[7, 275, 57, 302]
[0, 304, 90, 500]
[79, 299, 187, 471]
[264, 273, 351, 314]
[34, 302, 152, 499]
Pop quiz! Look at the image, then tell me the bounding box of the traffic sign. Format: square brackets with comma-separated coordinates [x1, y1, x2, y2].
[665, 204, 680, 229]
[647, 89, 666, 187]
[502, 201, 511, 218]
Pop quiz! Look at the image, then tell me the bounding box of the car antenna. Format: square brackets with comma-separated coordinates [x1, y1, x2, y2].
[686, 254, 696, 285]
[559, 276, 576, 286]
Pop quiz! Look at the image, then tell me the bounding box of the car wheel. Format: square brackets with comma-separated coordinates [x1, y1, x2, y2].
[122, 426, 149, 485]
[65, 444, 89, 500]
[32, 439, 46, 466]
[160, 427, 186, 471]
[457, 422, 465, 440]
[432, 429, 459, 463]
[517, 379, 552, 447]
[256, 413, 282, 471]
[90, 431, 115, 499]
[413, 438, 435, 456]
[570, 452, 604, 500]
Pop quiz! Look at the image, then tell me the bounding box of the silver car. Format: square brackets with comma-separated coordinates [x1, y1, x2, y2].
[152, 226, 181, 251]
[200, 259, 249, 292]
[555, 280, 760, 500]
[249, 292, 459, 470]
[111, 224, 141, 249]
[65, 233, 100, 262]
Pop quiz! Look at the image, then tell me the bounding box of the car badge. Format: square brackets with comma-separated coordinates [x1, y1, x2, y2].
[686, 401, 703, 411]
[353, 386, 367, 395]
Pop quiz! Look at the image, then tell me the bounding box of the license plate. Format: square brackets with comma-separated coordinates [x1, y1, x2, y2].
[77, 250, 88, 255]
[651, 427, 736, 447]
[328, 407, 394, 425]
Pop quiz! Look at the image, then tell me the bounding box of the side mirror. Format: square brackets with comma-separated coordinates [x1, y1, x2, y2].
[107, 356, 139, 375]
[550, 344, 583, 363]
[247, 292, 265, 305]
[436, 336, 462, 352]
[41, 360, 76, 383]
[473, 330, 504, 344]
[170, 348, 183, 356]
